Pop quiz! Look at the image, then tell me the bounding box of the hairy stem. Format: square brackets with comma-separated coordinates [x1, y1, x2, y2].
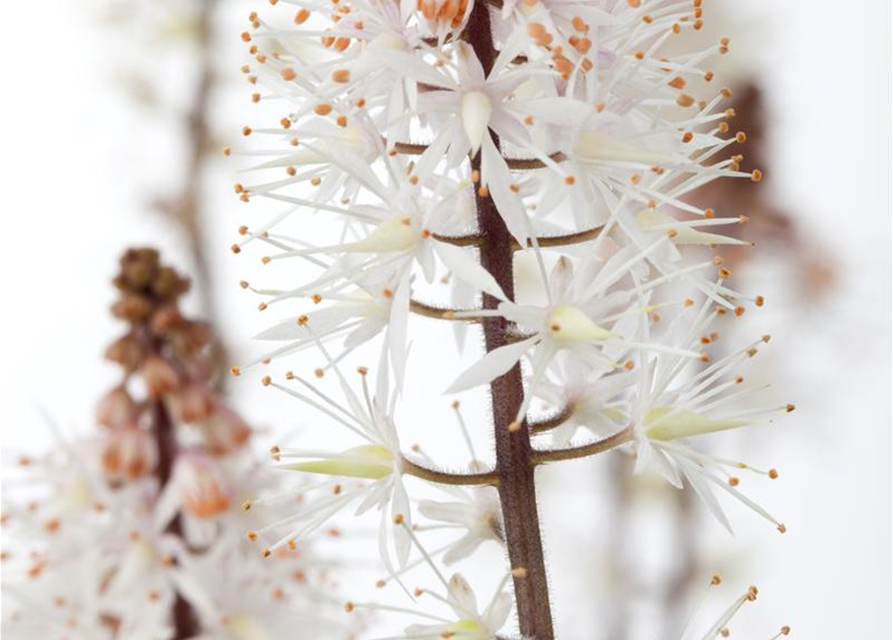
[467, 5, 555, 638]
[532, 427, 634, 464]
[401, 457, 499, 486]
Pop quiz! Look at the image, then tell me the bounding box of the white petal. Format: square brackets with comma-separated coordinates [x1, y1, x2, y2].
[446, 336, 539, 393]
[462, 91, 493, 156]
[435, 242, 507, 300]
[447, 573, 479, 618]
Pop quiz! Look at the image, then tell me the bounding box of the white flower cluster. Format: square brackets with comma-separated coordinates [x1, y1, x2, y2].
[232, 0, 792, 636]
[1, 434, 350, 640]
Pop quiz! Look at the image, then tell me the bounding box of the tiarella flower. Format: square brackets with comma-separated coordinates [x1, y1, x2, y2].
[533, 353, 634, 445]
[231, 2, 793, 638]
[447, 254, 700, 424]
[346, 573, 512, 640]
[173, 541, 345, 640]
[624, 295, 792, 534]
[236, 179, 505, 383]
[418, 486, 504, 564]
[246, 359, 414, 568]
[101, 424, 158, 481]
[155, 452, 234, 546]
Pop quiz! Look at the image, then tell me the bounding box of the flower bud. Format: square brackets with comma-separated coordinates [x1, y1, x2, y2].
[150, 304, 184, 335]
[169, 383, 216, 424]
[111, 294, 154, 323]
[203, 406, 251, 455]
[96, 386, 139, 429]
[141, 356, 180, 398]
[152, 265, 190, 299]
[105, 334, 145, 370]
[102, 427, 157, 480]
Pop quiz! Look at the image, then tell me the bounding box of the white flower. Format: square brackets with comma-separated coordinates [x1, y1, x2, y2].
[624, 296, 791, 533]
[447, 254, 700, 425]
[172, 541, 345, 640]
[418, 486, 503, 564]
[247, 360, 415, 568]
[347, 573, 512, 640]
[533, 353, 634, 445]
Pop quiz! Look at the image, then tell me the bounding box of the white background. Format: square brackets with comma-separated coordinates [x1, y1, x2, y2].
[1, 1, 890, 638]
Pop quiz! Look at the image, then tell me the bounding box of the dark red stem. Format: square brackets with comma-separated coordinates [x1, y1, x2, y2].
[466, 5, 555, 639]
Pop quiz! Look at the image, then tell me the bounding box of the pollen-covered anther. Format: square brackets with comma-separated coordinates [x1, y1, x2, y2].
[512, 567, 529, 578]
[734, 306, 745, 317]
[357, 366, 369, 376]
[777, 523, 787, 533]
[751, 169, 763, 182]
[746, 585, 758, 601]
[508, 421, 522, 433]
[242, 500, 252, 511]
[393, 513, 405, 525]
[785, 403, 796, 413]
[624, 360, 635, 370]
[247, 530, 259, 541]
[230, 366, 242, 376]
[728, 476, 740, 487]
[262, 548, 272, 558]
[258, 302, 268, 312]
[676, 93, 695, 108]
[262, 376, 272, 387]
[314, 368, 325, 378]
[769, 468, 779, 479]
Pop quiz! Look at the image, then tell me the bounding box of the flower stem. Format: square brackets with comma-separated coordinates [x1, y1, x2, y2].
[152, 394, 200, 639]
[467, 5, 555, 638]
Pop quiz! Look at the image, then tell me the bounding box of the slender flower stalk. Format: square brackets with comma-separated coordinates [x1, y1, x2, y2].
[233, 1, 793, 638]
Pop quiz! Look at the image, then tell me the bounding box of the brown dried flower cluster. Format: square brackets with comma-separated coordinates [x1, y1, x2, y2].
[99, 248, 250, 483]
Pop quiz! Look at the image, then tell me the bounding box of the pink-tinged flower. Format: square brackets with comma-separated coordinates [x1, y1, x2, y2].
[141, 355, 180, 398]
[96, 385, 139, 429]
[102, 426, 157, 481]
[168, 382, 216, 424]
[202, 404, 252, 456]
